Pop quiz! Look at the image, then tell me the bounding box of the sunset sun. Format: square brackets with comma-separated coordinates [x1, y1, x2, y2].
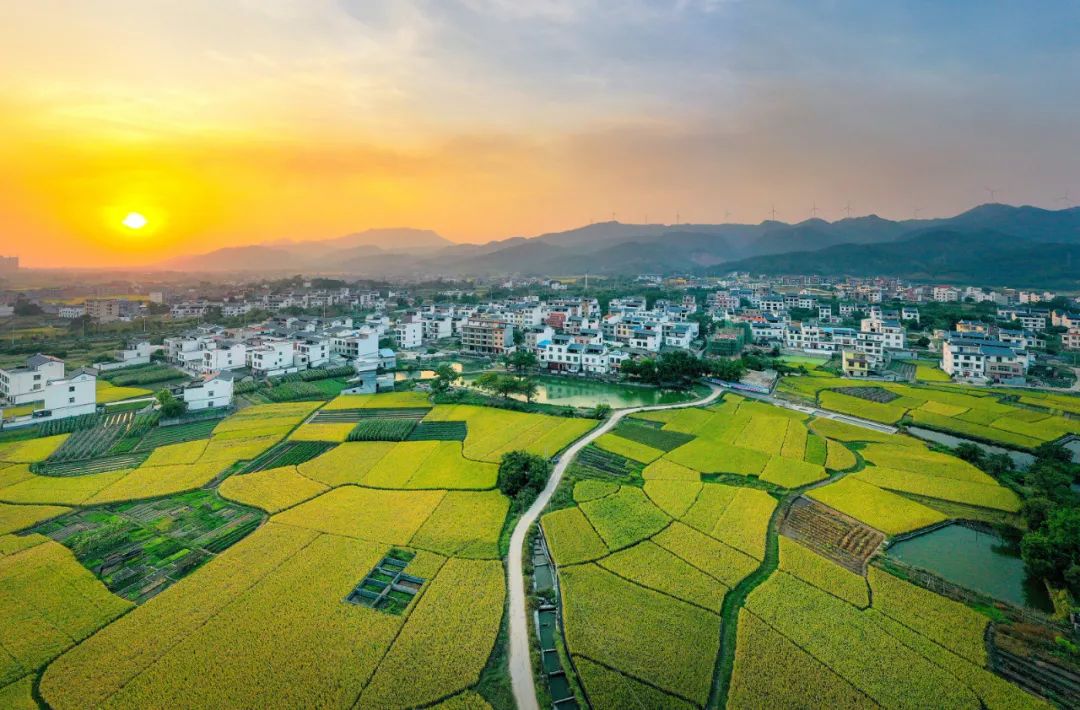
[122, 212, 148, 230]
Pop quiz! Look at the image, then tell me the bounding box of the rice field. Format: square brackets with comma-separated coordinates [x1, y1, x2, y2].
[779, 375, 1079, 449]
[0, 389, 1054, 710]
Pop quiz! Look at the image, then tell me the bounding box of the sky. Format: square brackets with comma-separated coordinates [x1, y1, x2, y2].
[1, 0, 1079, 268]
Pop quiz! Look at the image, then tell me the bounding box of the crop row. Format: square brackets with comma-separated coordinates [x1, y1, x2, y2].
[406, 421, 467, 441]
[612, 421, 694, 452]
[347, 418, 418, 442]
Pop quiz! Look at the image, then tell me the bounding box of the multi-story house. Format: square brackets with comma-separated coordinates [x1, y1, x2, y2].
[941, 335, 1028, 382]
[42, 368, 97, 419]
[460, 318, 513, 356]
[294, 338, 331, 369]
[200, 341, 247, 373]
[860, 317, 904, 350]
[422, 315, 453, 342]
[629, 327, 661, 352]
[247, 340, 296, 377]
[932, 286, 960, 302]
[58, 305, 86, 319]
[394, 320, 423, 349]
[178, 373, 234, 411]
[1012, 311, 1047, 333]
[0, 354, 65, 405]
[524, 325, 555, 350]
[85, 298, 123, 322]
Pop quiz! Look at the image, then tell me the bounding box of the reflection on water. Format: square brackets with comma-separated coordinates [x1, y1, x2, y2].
[888, 523, 1053, 612]
[463, 374, 698, 408]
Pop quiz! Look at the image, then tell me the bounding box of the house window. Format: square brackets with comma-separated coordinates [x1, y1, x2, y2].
[68, 397, 75, 404]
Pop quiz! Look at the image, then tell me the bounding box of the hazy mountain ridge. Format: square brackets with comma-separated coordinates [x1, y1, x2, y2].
[156, 204, 1080, 282]
[714, 229, 1080, 287]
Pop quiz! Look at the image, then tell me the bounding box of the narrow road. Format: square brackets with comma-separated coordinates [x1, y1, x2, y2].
[506, 383, 723, 710]
[714, 384, 899, 434]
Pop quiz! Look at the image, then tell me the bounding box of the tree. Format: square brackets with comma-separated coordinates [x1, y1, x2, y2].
[474, 372, 520, 399]
[13, 299, 43, 316]
[953, 442, 985, 466]
[497, 451, 552, 509]
[591, 403, 612, 420]
[506, 349, 537, 374]
[430, 364, 460, 394]
[709, 358, 747, 382]
[155, 389, 188, 418]
[515, 377, 539, 403]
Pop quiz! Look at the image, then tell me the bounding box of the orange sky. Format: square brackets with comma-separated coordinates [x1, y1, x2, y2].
[2, 1, 1077, 268]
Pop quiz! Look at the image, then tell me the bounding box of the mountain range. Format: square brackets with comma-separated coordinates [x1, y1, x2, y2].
[157, 204, 1080, 286]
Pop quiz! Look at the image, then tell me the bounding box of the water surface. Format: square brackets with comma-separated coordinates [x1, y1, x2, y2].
[888, 524, 1052, 612]
[464, 374, 699, 408]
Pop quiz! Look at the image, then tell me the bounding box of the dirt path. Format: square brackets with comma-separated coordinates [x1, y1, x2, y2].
[506, 383, 723, 710]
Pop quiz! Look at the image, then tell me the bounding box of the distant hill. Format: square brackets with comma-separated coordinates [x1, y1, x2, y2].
[713, 229, 1080, 287]
[270, 228, 451, 255]
[153, 204, 1080, 282]
[162, 245, 304, 272]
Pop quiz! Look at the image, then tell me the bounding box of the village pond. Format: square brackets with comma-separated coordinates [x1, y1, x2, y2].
[886, 523, 1053, 613]
[463, 374, 703, 409]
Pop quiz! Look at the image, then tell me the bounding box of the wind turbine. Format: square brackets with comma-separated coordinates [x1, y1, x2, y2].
[1056, 192, 1071, 208]
[912, 206, 922, 219]
[769, 205, 778, 221]
[843, 201, 853, 219]
[810, 201, 819, 218]
[985, 187, 999, 203]
[724, 210, 732, 221]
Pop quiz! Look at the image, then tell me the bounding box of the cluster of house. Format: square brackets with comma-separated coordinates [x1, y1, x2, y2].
[163, 314, 395, 389]
[0, 354, 99, 422]
[705, 284, 1072, 384]
[399, 295, 702, 375]
[0, 342, 235, 426]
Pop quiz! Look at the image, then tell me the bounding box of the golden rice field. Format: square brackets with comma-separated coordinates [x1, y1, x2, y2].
[0, 393, 521, 708]
[0, 389, 1058, 709]
[778, 374, 1080, 449]
[541, 390, 1049, 710]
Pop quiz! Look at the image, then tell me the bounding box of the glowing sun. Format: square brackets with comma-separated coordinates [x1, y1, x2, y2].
[122, 212, 148, 230]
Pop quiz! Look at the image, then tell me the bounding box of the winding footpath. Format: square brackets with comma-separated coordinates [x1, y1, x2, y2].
[506, 383, 723, 710]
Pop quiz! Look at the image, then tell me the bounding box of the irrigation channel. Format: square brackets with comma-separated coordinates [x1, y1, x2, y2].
[506, 384, 723, 710]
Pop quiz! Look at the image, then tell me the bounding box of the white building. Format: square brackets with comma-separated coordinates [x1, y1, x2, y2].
[295, 338, 331, 369]
[394, 320, 423, 349]
[180, 373, 234, 411]
[247, 341, 296, 377]
[201, 341, 247, 373]
[941, 335, 1028, 382]
[933, 286, 960, 302]
[58, 305, 86, 319]
[0, 354, 65, 405]
[42, 369, 97, 419]
[629, 327, 661, 352]
[537, 336, 626, 375]
[860, 317, 905, 351]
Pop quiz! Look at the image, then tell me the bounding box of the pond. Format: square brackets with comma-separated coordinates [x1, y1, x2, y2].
[394, 362, 465, 382]
[463, 374, 702, 409]
[887, 523, 1053, 612]
[906, 426, 1035, 471]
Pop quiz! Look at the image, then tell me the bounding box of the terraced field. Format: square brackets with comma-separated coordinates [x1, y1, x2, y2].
[539, 392, 1053, 709]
